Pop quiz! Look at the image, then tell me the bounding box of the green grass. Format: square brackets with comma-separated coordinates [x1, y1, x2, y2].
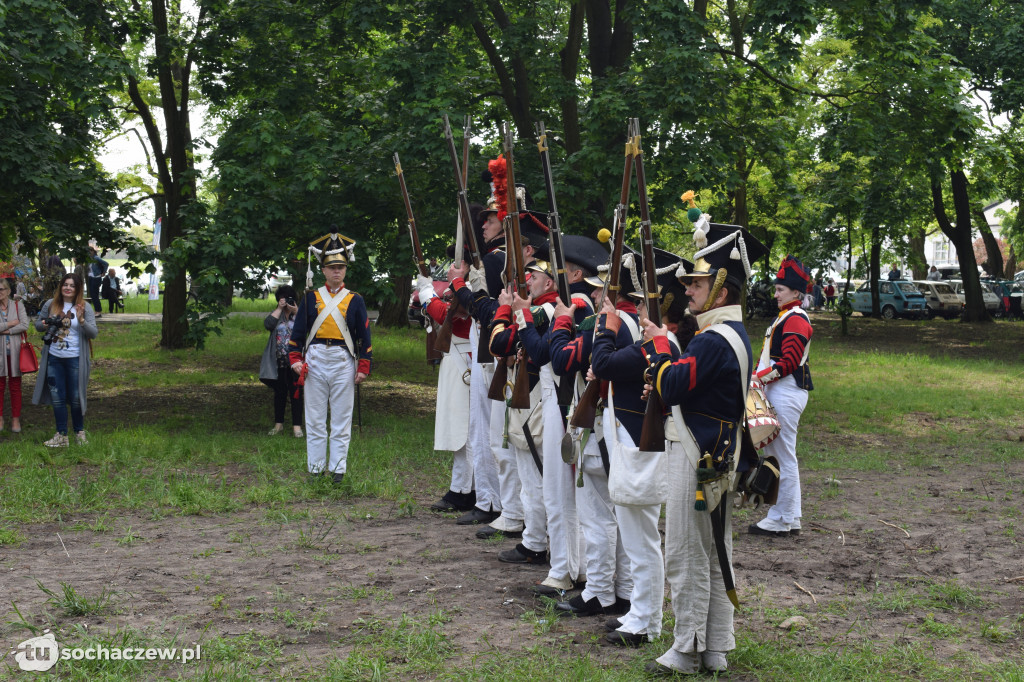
[799, 340, 1024, 471]
[2, 317, 1022, 681]
[0, 319, 444, 523]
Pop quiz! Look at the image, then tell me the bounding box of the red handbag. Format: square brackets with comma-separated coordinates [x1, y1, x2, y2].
[19, 332, 39, 373]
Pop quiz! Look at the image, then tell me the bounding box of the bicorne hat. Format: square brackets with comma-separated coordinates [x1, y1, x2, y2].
[306, 226, 356, 288]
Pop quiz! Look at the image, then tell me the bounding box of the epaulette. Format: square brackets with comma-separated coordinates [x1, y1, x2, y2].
[577, 314, 597, 332]
[529, 305, 549, 328]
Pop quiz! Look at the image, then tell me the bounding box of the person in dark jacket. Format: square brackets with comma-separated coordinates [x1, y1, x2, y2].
[86, 247, 108, 315]
[641, 223, 767, 676]
[100, 268, 122, 313]
[260, 285, 303, 438]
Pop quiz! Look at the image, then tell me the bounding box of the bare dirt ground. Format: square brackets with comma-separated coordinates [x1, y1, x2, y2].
[2, 315, 1023, 679]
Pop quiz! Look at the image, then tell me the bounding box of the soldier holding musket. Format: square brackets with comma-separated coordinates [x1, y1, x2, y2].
[640, 222, 767, 676]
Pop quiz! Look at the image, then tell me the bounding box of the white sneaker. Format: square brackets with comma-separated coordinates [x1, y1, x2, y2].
[76, 431, 88, 444]
[293, 428, 304, 438]
[701, 650, 728, 673]
[44, 433, 69, 448]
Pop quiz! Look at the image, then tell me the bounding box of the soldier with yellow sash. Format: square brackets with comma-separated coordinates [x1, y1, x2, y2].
[289, 229, 372, 484]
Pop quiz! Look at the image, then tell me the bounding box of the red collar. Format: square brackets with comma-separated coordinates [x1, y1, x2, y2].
[780, 299, 801, 311]
[615, 300, 637, 315]
[534, 291, 558, 305]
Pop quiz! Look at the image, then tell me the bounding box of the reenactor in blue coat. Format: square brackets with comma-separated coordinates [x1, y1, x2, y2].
[640, 223, 767, 676]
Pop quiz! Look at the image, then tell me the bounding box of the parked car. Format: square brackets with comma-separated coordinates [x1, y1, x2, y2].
[233, 267, 292, 299]
[849, 280, 927, 319]
[913, 280, 961, 319]
[982, 279, 1024, 318]
[947, 280, 1000, 313]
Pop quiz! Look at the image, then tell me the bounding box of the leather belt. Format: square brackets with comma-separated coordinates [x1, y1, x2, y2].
[308, 338, 347, 347]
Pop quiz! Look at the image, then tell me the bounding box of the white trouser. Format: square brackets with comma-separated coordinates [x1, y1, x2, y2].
[612, 419, 663, 636]
[514, 438, 547, 552]
[577, 419, 633, 608]
[539, 365, 582, 583]
[762, 375, 808, 528]
[448, 444, 473, 495]
[469, 326, 500, 511]
[664, 436, 734, 654]
[489, 382, 523, 531]
[304, 344, 355, 475]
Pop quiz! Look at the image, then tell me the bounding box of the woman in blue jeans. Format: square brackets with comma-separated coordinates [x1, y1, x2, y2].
[32, 273, 98, 447]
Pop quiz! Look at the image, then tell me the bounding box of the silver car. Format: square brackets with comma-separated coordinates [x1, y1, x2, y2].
[946, 280, 1000, 312]
[913, 280, 961, 319]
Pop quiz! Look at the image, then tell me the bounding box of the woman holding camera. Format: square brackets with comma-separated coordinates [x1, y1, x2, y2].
[0, 278, 30, 433]
[259, 285, 303, 437]
[32, 273, 98, 447]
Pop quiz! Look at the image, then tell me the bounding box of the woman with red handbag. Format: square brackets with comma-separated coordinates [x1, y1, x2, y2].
[0, 277, 30, 433]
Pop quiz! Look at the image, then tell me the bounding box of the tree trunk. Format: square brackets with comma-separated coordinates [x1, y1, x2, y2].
[870, 224, 881, 316]
[908, 227, 927, 280]
[841, 211, 853, 337]
[931, 167, 989, 322]
[377, 272, 411, 328]
[973, 205, 1003, 277]
[558, 2, 585, 156]
[1005, 244, 1017, 279]
[732, 148, 749, 227]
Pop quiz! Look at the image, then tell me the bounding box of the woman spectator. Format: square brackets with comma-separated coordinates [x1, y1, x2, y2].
[749, 255, 814, 537]
[259, 285, 303, 437]
[32, 273, 98, 447]
[0, 278, 29, 433]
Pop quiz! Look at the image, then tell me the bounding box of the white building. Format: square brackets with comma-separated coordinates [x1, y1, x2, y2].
[923, 199, 1016, 271]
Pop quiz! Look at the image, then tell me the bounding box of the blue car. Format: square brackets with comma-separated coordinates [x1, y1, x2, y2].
[849, 280, 927, 319]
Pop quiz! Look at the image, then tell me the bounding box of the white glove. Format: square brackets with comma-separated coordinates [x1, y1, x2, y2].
[468, 265, 487, 293]
[416, 274, 436, 303]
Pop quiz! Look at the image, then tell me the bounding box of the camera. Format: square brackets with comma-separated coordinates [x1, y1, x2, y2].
[285, 297, 296, 306]
[41, 312, 71, 345]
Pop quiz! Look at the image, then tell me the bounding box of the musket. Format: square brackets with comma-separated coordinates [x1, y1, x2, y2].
[394, 152, 431, 280]
[442, 115, 493, 365]
[489, 124, 531, 410]
[631, 118, 666, 453]
[569, 119, 637, 430]
[395, 152, 446, 361]
[536, 122, 574, 407]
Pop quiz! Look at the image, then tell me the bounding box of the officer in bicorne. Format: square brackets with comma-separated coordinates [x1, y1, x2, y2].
[289, 229, 372, 485]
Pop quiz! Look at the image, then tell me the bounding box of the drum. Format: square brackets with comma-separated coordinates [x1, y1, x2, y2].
[746, 381, 781, 449]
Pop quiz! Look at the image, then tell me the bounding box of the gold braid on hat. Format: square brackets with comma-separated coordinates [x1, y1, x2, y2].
[703, 268, 728, 312]
[660, 292, 674, 319]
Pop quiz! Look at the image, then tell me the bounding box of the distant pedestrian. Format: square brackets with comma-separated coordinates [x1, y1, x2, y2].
[813, 279, 824, 310]
[927, 265, 942, 281]
[261, 285, 303, 438]
[100, 268, 122, 313]
[887, 263, 901, 281]
[824, 281, 836, 309]
[86, 247, 108, 316]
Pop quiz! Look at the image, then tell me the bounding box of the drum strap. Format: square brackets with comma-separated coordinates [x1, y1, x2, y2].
[705, 323, 751, 476]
